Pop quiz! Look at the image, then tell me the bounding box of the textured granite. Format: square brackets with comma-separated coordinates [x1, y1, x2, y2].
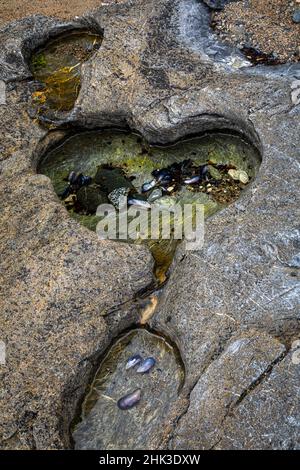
[0, 0, 299, 450]
[171, 335, 299, 449]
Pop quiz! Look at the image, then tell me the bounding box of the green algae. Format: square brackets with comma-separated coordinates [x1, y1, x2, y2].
[31, 52, 47, 68]
[31, 31, 102, 113]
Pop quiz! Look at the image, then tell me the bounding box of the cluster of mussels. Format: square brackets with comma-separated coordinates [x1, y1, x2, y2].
[59, 159, 250, 215]
[117, 354, 156, 411]
[140, 159, 250, 205]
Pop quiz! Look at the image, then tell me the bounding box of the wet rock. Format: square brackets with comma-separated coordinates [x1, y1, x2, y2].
[0, 171, 153, 449]
[77, 185, 108, 214]
[289, 254, 300, 269]
[151, 107, 299, 450]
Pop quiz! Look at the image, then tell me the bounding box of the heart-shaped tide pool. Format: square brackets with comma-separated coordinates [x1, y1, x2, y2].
[38, 130, 261, 281]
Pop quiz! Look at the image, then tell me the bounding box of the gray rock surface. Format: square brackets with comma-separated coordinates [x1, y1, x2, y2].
[172, 340, 300, 449]
[0, 0, 299, 450]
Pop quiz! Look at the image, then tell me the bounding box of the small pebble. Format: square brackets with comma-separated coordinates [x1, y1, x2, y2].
[228, 169, 249, 184]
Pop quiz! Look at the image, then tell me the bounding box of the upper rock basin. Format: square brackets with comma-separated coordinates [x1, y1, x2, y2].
[30, 30, 102, 114]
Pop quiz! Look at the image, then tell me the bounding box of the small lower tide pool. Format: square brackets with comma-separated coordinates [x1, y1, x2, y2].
[72, 328, 185, 450]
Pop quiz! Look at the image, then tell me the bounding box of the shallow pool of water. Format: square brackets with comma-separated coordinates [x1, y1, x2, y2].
[72, 329, 184, 450]
[31, 31, 102, 112]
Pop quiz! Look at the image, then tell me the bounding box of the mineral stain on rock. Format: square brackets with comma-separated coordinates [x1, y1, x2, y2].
[30, 31, 102, 113]
[72, 329, 184, 450]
